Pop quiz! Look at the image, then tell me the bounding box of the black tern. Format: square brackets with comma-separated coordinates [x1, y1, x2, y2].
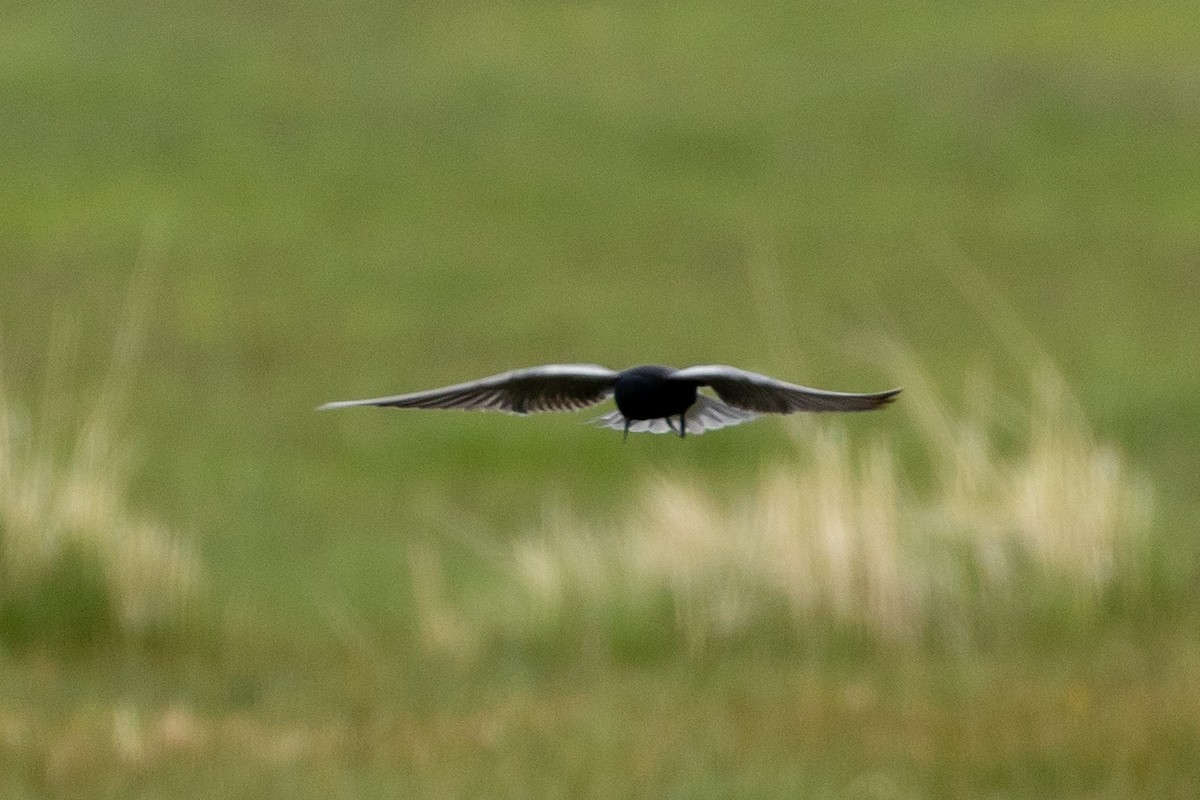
[320, 364, 900, 439]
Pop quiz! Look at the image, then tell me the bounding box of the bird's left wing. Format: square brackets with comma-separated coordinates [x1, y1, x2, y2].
[672, 365, 901, 413]
[318, 364, 619, 414]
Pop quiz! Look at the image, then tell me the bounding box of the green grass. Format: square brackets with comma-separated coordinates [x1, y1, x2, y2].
[3, 632, 1199, 797]
[2, 1, 1199, 796]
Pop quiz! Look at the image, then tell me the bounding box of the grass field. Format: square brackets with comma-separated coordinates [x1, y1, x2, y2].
[3, 1, 1200, 797]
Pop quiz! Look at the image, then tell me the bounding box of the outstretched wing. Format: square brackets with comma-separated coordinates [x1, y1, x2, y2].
[319, 364, 619, 414]
[673, 365, 901, 414]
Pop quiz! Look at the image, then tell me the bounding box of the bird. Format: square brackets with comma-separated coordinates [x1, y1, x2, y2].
[319, 364, 900, 439]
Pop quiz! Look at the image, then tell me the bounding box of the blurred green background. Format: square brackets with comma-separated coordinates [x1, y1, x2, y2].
[2, 1, 1199, 796]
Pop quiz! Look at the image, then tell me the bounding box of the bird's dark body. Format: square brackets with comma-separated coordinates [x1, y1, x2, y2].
[613, 365, 697, 421]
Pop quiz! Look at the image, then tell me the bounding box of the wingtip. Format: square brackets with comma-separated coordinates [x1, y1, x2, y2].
[316, 399, 364, 411]
[880, 387, 903, 405]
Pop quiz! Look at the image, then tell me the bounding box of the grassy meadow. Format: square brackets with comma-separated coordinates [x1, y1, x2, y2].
[3, 1, 1200, 796]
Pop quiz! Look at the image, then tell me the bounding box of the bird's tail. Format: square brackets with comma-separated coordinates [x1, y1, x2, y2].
[684, 394, 760, 432]
[591, 395, 759, 436]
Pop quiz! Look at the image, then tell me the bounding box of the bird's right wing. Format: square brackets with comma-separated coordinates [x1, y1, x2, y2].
[318, 364, 619, 414]
[673, 365, 901, 414]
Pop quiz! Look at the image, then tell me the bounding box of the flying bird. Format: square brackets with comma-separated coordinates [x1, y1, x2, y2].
[320, 364, 900, 439]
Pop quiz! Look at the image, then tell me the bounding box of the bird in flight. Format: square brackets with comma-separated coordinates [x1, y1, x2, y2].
[319, 364, 900, 439]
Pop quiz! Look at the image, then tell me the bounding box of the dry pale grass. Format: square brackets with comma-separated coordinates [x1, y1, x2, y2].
[0, 382, 200, 633]
[412, 358, 1153, 656]
[0, 250, 199, 636]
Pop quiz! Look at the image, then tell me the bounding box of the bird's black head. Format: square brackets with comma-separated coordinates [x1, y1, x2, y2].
[619, 364, 677, 380]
